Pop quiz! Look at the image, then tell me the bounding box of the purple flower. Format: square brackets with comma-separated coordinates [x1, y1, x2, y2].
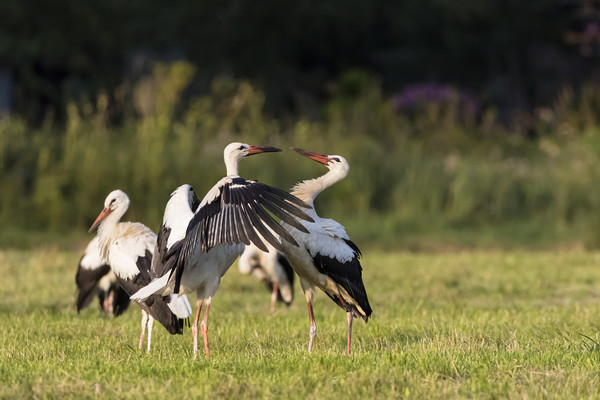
[391, 83, 480, 119]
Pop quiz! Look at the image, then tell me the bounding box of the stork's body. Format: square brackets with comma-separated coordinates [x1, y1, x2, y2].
[75, 236, 130, 318]
[132, 142, 313, 359]
[238, 227, 295, 313]
[280, 148, 372, 355]
[89, 190, 192, 352]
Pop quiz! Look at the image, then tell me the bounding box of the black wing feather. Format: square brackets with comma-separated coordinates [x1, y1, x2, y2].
[262, 190, 314, 228]
[239, 202, 270, 252]
[75, 261, 111, 313]
[157, 177, 315, 292]
[260, 195, 312, 234]
[116, 250, 185, 334]
[311, 243, 372, 321]
[248, 198, 299, 246]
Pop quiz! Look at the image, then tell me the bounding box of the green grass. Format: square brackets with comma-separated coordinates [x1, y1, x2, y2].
[2, 247, 600, 399]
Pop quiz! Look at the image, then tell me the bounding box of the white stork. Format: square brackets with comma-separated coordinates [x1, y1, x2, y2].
[238, 227, 295, 313]
[88, 190, 192, 352]
[75, 236, 130, 318]
[280, 147, 372, 355]
[131, 142, 313, 359]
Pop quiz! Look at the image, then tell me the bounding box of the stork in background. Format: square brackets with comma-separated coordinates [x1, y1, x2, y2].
[75, 236, 130, 318]
[280, 147, 372, 355]
[89, 190, 192, 352]
[132, 142, 313, 359]
[238, 227, 295, 313]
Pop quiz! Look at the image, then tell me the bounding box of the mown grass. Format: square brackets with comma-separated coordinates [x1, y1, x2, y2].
[2, 246, 600, 399]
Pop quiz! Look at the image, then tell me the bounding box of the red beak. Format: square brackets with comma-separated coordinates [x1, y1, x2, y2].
[247, 145, 281, 155]
[291, 147, 330, 165]
[88, 207, 112, 233]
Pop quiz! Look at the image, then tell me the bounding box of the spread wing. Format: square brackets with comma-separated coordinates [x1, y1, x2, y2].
[167, 177, 313, 293]
[186, 177, 313, 253]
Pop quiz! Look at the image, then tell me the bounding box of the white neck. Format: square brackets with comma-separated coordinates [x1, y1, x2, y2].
[224, 152, 241, 177]
[97, 207, 127, 261]
[291, 166, 348, 207]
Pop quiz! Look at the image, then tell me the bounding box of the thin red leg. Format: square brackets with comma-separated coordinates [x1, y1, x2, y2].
[192, 299, 203, 360]
[346, 311, 353, 355]
[307, 300, 317, 352]
[270, 281, 279, 314]
[104, 291, 115, 318]
[146, 316, 154, 353]
[201, 303, 211, 359]
[138, 310, 148, 350]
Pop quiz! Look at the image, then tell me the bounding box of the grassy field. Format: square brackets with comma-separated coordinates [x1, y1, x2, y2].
[2, 246, 600, 399]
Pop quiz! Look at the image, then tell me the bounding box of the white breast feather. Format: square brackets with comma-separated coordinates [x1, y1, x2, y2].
[163, 192, 195, 249]
[108, 222, 156, 280]
[79, 237, 104, 270]
[292, 217, 355, 264]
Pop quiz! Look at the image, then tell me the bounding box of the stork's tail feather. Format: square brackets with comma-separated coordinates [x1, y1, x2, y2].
[167, 294, 192, 319]
[130, 273, 170, 302]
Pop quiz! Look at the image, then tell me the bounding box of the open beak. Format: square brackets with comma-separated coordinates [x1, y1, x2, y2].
[88, 207, 112, 233]
[291, 147, 330, 165]
[248, 145, 281, 155]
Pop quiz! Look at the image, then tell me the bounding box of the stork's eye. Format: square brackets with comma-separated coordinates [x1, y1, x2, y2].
[110, 198, 116, 205]
[239, 145, 245, 150]
[331, 157, 340, 163]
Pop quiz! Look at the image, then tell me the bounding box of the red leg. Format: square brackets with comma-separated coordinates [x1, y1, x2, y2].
[104, 291, 115, 318]
[138, 310, 148, 350]
[201, 303, 211, 359]
[192, 299, 203, 360]
[146, 316, 154, 353]
[346, 311, 353, 355]
[270, 281, 278, 314]
[307, 300, 317, 352]
[336, 295, 353, 356]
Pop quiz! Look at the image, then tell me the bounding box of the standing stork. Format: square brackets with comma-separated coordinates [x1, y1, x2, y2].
[238, 227, 295, 313]
[132, 142, 313, 359]
[89, 190, 192, 352]
[280, 147, 372, 355]
[75, 236, 130, 318]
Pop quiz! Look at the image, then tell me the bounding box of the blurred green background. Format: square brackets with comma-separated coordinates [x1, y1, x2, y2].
[2, 0, 600, 249]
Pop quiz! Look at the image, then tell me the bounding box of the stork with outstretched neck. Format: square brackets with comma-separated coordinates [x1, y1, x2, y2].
[280, 147, 372, 355]
[132, 142, 313, 359]
[89, 190, 192, 352]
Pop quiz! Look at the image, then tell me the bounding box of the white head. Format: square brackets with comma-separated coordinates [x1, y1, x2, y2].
[88, 190, 130, 232]
[168, 184, 200, 214]
[292, 147, 350, 176]
[289, 148, 350, 205]
[223, 142, 281, 176]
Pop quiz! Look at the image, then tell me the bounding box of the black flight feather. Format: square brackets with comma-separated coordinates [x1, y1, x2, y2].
[75, 261, 111, 312]
[116, 250, 186, 334]
[311, 249, 372, 321]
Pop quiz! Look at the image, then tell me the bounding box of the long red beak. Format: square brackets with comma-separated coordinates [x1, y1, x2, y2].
[247, 145, 281, 155]
[291, 147, 330, 165]
[88, 207, 112, 233]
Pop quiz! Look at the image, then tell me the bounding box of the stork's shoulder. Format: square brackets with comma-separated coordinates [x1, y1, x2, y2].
[112, 222, 156, 254]
[200, 176, 236, 207]
[318, 217, 350, 241]
[296, 217, 358, 263]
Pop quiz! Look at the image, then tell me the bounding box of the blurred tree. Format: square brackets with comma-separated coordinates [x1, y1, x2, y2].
[0, 0, 592, 126]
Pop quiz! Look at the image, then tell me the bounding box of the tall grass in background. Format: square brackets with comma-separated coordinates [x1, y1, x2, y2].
[2, 62, 600, 249]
